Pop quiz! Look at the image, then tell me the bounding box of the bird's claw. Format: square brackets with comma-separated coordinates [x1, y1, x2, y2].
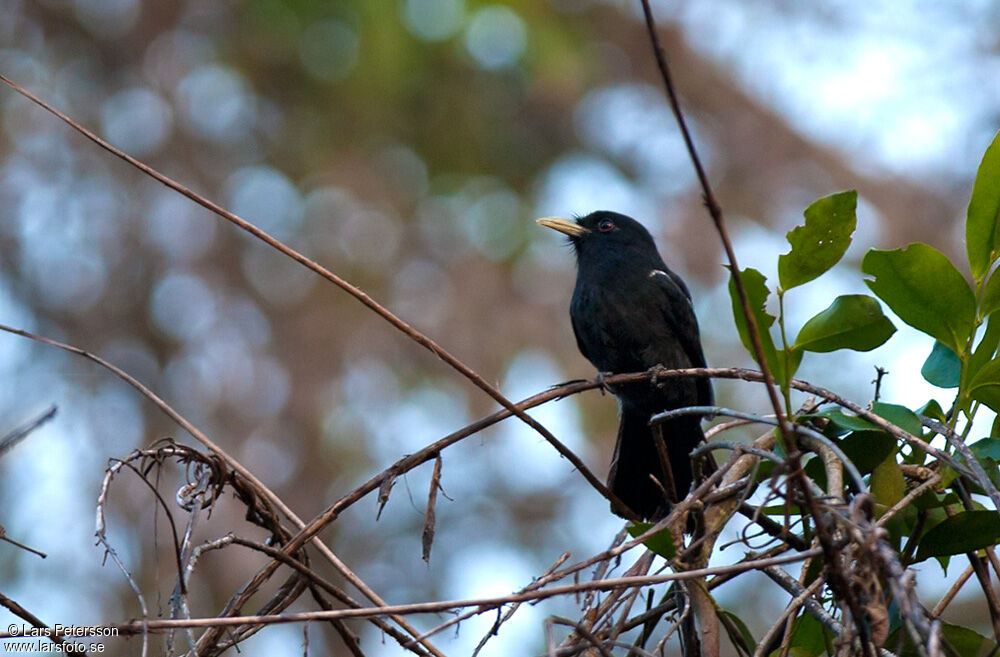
[648, 365, 667, 389]
[595, 371, 613, 395]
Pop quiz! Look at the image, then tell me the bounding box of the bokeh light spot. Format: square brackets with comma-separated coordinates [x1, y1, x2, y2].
[298, 20, 360, 82]
[176, 64, 256, 143]
[144, 189, 217, 261]
[535, 153, 654, 224]
[100, 87, 173, 156]
[463, 5, 527, 70]
[150, 271, 216, 341]
[401, 0, 465, 42]
[226, 166, 304, 240]
[73, 0, 140, 39]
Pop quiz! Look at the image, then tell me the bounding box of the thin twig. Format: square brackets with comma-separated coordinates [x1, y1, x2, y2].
[0, 406, 56, 459]
[0, 527, 46, 559]
[548, 616, 615, 657]
[753, 576, 827, 657]
[638, 0, 793, 449]
[0, 322, 441, 657]
[923, 417, 1000, 510]
[0, 73, 627, 519]
[877, 474, 942, 527]
[0, 591, 88, 655]
[931, 565, 975, 617]
[67, 548, 820, 637]
[468, 552, 571, 656]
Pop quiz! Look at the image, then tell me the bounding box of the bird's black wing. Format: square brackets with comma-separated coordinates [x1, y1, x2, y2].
[648, 269, 714, 405]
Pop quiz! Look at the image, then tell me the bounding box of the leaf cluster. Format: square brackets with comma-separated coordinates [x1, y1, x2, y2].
[717, 131, 1000, 656]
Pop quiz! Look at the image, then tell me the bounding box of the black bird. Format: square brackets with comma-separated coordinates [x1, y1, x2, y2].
[538, 211, 713, 521]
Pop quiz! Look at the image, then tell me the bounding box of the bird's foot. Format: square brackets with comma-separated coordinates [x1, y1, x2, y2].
[595, 371, 614, 395]
[648, 364, 667, 389]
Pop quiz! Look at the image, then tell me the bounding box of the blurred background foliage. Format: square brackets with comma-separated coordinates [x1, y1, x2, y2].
[1, 0, 998, 655]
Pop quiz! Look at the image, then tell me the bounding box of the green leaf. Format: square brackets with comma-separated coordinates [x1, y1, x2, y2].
[914, 510, 1000, 561]
[969, 439, 1000, 490]
[802, 408, 879, 434]
[862, 243, 976, 354]
[967, 129, 1000, 281]
[981, 270, 1000, 318]
[718, 610, 755, 657]
[913, 492, 961, 511]
[761, 505, 806, 516]
[793, 294, 895, 353]
[882, 503, 919, 551]
[774, 612, 829, 657]
[969, 314, 1000, 387]
[841, 431, 898, 475]
[888, 622, 997, 657]
[778, 190, 858, 290]
[871, 456, 905, 515]
[627, 522, 675, 559]
[917, 399, 948, 423]
[920, 340, 961, 388]
[727, 267, 794, 380]
[804, 430, 896, 487]
[968, 357, 1000, 413]
[970, 437, 1000, 460]
[871, 402, 924, 437]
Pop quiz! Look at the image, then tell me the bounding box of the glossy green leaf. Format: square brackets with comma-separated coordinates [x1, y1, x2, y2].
[968, 357, 1000, 413]
[871, 402, 924, 437]
[804, 430, 896, 487]
[793, 294, 895, 352]
[841, 431, 898, 475]
[802, 408, 879, 434]
[914, 510, 1000, 561]
[727, 267, 792, 380]
[778, 190, 857, 290]
[627, 522, 675, 559]
[967, 129, 1000, 281]
[920, 340, 961, 388]
[969, 439, 1000, 490]
[981, 270, 1000, 318]
[968, 314, 1000, 387]
[862, 243, 976, 354]
[718, 610, 755, 657]
[916, 399, 947, 423]
[970, 437, 1000, 460]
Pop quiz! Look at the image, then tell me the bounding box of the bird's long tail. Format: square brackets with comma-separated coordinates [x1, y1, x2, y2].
[607, 407, 707, 521]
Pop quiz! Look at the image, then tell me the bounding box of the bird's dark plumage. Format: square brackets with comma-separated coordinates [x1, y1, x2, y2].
[539, 211, 712, 520]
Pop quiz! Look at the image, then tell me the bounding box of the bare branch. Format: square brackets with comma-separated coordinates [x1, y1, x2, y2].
[58, 548, 819, 637]
[0, 591, 88, 655]
[0, 73, 628, 519]
[0, 405, 56, 460]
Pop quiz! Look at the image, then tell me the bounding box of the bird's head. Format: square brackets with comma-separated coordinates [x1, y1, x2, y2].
[536, 211, 659, 261]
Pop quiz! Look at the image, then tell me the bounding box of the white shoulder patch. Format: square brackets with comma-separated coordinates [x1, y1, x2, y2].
[649, 269, 693, 306]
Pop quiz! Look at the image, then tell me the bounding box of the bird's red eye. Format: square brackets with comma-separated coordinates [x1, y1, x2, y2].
[598, 219, 615, 232]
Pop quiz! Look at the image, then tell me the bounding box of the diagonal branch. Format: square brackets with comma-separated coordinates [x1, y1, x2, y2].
[636, 0, 792, 444]
[0, 322, 442, 657]
[0, 73, 628, 519]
